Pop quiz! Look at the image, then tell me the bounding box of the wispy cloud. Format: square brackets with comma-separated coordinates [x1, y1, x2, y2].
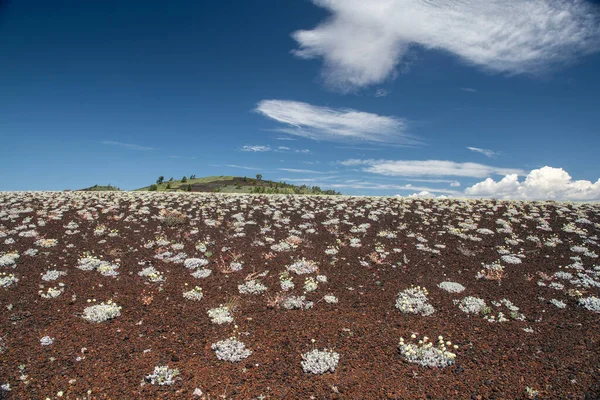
[223, 164, 262, 171]
[255, 100, 415, 144]
[339, 159, 524, 178]
[375, 88, 389, 97]
[292, 0, 600, 91]
[278, 168, 329, 174]
[460, 88, 478, 93]
[101, 141, 153, 151]
[241, 145, 272, 152]
[467, 147, 498, 158]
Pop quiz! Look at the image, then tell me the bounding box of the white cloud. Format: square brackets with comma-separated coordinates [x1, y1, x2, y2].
[465, 166, 600, 200]
[223, 164, 262, 171]
[460, 88, 478, 93]
[278, 146, 290, 151]
[375, 88, 389, 97]
[293, 0, 600, 90]
[279, 168, 328, 174]
[467, 147, 497, 158]
[101, 141, 153, 151]
[255, 100, 414, 144]
[340, 159, 524, 178]
[296, 149, 311, 154]
[408, 191, 436, 198]
[241, 145, 272, 152]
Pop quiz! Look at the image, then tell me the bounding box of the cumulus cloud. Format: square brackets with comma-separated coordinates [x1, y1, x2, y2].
[292, 0, 600, 90]
[255, 100, 414, 144]
[465, 166, 600, 201]
[467, 147, 497, 158]
[339, 159, 524, 178]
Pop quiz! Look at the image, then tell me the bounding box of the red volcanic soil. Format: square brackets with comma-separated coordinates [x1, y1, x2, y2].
[0, 192, 599, 399]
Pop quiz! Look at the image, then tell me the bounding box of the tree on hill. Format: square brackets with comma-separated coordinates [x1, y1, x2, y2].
[181, 176, 187, 183]
[256, 174, 262, 180]
[157, 176, 164, 184]
[186, 184, 192, 192]
[149, 184, 158, 191]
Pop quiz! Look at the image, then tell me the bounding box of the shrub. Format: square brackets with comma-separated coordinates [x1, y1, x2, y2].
[437, 281, 465, 293]
[145, 366, 179, 386]
[578, 296, 600, 312]
[287, 259, 319, 275]
[456, 296, 489, 315]
[282, 295, 313, 310]
[238, 279, 267, 295]
[82, 301, 121, 323]
[398, 335, 456, 368]
[301, 349, 340, 374]
[212, 339, 252, 362]
[158, 209, 187, 226]
[183, 286, 203, 301]
[207, 306, 233, 324]
[395, 286, 435, 316]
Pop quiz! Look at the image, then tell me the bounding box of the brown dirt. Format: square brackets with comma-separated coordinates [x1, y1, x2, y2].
[0, 193, 599, 399]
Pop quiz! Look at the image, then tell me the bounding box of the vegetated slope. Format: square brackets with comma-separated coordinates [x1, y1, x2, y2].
[135, 175, 341, 195]
[0, 192, 599, 399]
[77, 184, 121, 192]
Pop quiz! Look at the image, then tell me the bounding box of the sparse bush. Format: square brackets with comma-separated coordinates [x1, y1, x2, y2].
[437, 281, 465, 293]
[208, 306, 233, 324]
[456, 296, 489, 315]
[145, 366, 179, 386]
[398, 335, 456, 368]
[578, 296, 600, 312]
[212, 339, 252, 362]
[183, 286, 203, 301]
[395, 286, 435, 316]
[238, 279, 267, 295]
[82, 301, 121, 323]
[301, 349, 340, 374]
[282, 295, 313, 310]
[158, 209, 187, 226]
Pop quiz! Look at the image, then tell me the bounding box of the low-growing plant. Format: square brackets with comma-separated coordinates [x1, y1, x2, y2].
[301, 349, 340, 374]
[82, 300, 122, 323]
[395, 286, 435, 316]
[145, 365, 180, 386]
[398, 334, 457, 368]
[211, 338, 252, 362]
[182, 286, 204, 301]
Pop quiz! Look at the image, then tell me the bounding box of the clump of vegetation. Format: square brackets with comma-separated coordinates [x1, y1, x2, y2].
[82, 300, 122, 323]
[399, 334, 457, 368]
[301, 349, 340, 374]
[183, 286, 204, 301]
[395, 286, 435, 316]
[456, 296, 490, 315]
[437, 281, 465, 293]
[208, 306, 233, 324]
[145, 366, 180, 386]
[158, 209, 188, 226]
[211, 339, 252, 363]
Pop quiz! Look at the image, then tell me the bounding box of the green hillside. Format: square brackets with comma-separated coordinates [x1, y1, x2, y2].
[135, 175, 341, 195]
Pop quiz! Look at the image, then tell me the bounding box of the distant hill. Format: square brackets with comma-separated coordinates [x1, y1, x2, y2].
[78, 184, 122, 191]
[135, 175, 341, 195]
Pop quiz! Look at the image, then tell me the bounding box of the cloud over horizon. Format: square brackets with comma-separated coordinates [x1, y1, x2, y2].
[465, 166, 600, 200]
[255, 100, 415, 144]
[340, 159, 524, 178]
[292, 0, 600, 90]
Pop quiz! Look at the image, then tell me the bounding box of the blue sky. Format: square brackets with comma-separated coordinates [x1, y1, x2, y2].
[1, 0, 600, 199]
